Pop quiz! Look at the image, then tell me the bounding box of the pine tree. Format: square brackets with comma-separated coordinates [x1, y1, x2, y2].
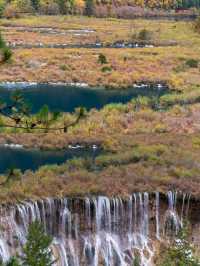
[160, 223, 200, 266]
[21, 222, 55, 266]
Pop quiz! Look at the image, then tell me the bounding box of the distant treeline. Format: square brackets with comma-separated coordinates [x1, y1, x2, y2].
[0, 0, 199, 18]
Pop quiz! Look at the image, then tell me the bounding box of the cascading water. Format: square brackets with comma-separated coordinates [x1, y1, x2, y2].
[0, 192, 192, 266]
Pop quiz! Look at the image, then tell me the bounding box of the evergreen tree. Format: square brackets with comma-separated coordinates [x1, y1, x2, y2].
[85, 0, 94, 16]
[21, 222, 55, 266]
[30, 0, 40, 11]
[0, 32, 6, 49]
[160, 223, 200, 266]
[5, 258, 20, 266]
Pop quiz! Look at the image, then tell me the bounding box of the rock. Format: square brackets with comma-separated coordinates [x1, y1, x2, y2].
[27, 60, 45, 69]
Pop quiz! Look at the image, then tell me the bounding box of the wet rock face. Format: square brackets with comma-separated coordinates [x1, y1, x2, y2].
[0, 192, 197, 266]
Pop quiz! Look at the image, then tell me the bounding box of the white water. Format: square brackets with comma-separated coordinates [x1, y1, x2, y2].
[0, 192, 191, 266]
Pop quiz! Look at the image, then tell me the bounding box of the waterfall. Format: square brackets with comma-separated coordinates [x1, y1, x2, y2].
[0, 192, 193, 266]
[155, 192, 160, 240]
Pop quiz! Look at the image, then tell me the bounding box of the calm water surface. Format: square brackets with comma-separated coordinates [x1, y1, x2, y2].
[0, 83, 170, 113]
[0, 145, 100, 173]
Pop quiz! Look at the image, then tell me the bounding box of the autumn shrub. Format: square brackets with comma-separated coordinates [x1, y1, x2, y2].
[3, 3, 20, 18]
[154, 123, 168, 133]
[160, 90, 200, 108]
[194, 16, 200, 33]
[59, 64, 68, 71]
[74, 0, 85, 14]
[95, 145, 166, 168]
[93, 5, 109, 17]
[12, 0, 34, 13]
[103, 103, 128, 112]
[114, 6, 139, 19]
[39, 0, 60, 14]
[132, 96, 151, 109]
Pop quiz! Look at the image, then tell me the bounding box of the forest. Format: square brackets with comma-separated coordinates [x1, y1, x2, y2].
[0, 0, 200, 17]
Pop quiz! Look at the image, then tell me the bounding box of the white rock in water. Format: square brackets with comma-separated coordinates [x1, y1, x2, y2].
[3, 144, 23, 149]
[92, 145, 98, 150]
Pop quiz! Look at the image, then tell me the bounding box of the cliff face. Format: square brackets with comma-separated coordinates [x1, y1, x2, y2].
[0, 192, 198, 266]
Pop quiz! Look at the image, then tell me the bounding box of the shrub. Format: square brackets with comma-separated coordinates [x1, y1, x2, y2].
[154, 123, 167, 133]
[59, 64, 68, 71]
[138, 29, 152, 41]
[0, 0, 6, 18]
[93, 5, 109, 17]
[98, 53, 108, 64]
[12, 0, 33, 13]
[194, 16, 200, 33]
[1, 47, 12, 63]
[3, 3, 20, 18]
[114, 6, 141, 19]
[185, 58, 198, 68]
[73, 0, 85, 14]
[101, 66, 112, 73]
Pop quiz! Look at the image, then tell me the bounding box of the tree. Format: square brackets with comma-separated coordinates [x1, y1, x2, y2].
[21, 222, 55, 266]
[0, 32, 6, 49]
[36, 105, 61, 133]
[0, 92, 85, 132]
[0, 0, 6, 18]
[159, 223, 200, 266]
[0, 32, 12, 63]
[30, 0, 40, 11]
[84, 0, 94, 16]
[98, 53, 108, 64]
